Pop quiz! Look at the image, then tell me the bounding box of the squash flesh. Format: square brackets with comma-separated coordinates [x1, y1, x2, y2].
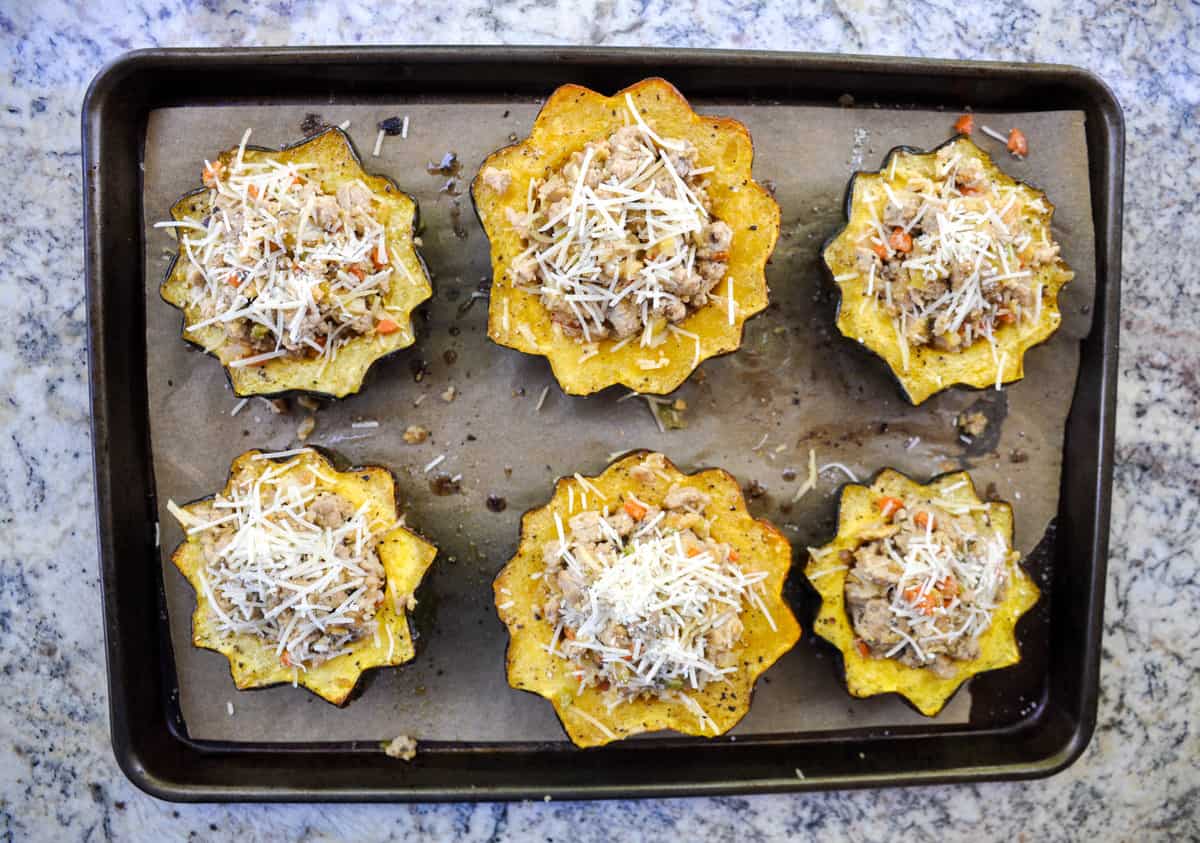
[160, 129, 432, 398]
[805, 468, 1039, 716]
[473, 78, 780, 395]
[823, 137, 1074, 404]
[169, 449, 437, 705]
[494, 451, 800, 747]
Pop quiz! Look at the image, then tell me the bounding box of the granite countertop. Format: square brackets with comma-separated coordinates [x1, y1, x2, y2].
[2, 1, 1196, 839]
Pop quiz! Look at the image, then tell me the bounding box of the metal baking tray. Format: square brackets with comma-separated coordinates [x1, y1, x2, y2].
[83, 46, 1122, 801]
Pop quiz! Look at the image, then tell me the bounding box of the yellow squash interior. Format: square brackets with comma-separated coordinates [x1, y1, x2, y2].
[494, 450, 800, 747]
[160, 128, 432, 398]
[170, 449, 437, 705]
[473, 77, 780, 396]
[805, 468, 1039, 716]
[823, 136, 1074, 405]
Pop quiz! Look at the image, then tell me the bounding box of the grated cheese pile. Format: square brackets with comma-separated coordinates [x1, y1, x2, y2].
[157, 129, 409, 371]
[843, 143, 1063, 372]
[499, 95, 733, 349]
[543, 487, 768, 710]
[168, 453, 389, 669]
[845, 497, 1011, 676]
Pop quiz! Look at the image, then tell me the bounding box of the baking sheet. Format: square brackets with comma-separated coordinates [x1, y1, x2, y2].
[143, 99, 1094, 743]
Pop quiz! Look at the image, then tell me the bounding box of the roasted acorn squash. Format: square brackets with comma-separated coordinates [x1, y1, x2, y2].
[494, 450, 800, 747]
[472, 77, 780, 396]
[823, 136, 1073, 404]
[804, 468, 1039, 716]
[169, 448, 437, 705]
[160, 128, 432, 399]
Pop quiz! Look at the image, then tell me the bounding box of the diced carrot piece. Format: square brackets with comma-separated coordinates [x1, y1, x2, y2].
[855, 639, 871, 658]
[686, 547, 701, 557]
[954, 113, 975, 135]
[878, 496, 904, 519]
[247, 184, 259, 198]
[939, 576, 959, 605]
[623, 498, 648, 520]
[202, 161, 224, 188]
[913, 510, 934, 530]
[349, 265, 367, 281]
[998, 310, 1016, 325]
[372, 249, 390, 269]
[871, 240, 889, 260]
[728, 549, 740, 562]
[901, 585, 936, 615]
[375, 318, 400, 335]
[889, 227, 913, 254]
[280, 651, 292, 667]
[1007, 128, 1028, 157]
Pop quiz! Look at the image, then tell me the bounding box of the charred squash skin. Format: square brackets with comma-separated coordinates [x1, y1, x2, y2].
[823, 136, 1074, 405]
[160, 128, 433, 399]
[472, 78, 780, 396]
[804, 468, 1039, 716]
[168, 449, 437, 705]
[493, 451, 800, 748]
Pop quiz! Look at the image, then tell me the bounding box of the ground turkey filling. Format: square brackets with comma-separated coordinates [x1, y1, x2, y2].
[854, 144, 1063, 355]
[844, 494, 1010, 678]
[178, 460, 387, 669]
[483, 98, 733, 345]
[165, 129, 405, 368]
[540, 468, 766, 706]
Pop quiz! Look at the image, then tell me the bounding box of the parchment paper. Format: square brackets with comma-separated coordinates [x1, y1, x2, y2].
[143, 99, 1094, 743]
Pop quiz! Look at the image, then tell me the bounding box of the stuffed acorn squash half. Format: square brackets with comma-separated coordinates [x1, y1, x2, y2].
[472, 77, 780, 396]
[494, 451, 800, 747]
[823, 136, 1073, 405]
[159, 128, 432, 399]
[167, 448, 437, 705]
[805, 468, 1039, 716]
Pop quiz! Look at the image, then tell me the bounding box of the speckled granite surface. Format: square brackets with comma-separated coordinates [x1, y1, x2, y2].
[1, 0, 1196, 839]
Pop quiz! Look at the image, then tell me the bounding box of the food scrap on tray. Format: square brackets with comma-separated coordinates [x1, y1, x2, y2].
[804, 468, 1039, 716]
[493, 451, 800, 747]
[166, 448, 437, 705]
[823, 135, 1073, 404]
[473, 77, 780, 395]
[157, 127, 432, 398]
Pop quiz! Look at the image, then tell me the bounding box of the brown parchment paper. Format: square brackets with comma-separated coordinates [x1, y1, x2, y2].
[143, 99, 1094, 743]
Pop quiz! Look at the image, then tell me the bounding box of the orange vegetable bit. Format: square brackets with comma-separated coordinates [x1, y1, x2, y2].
[1007, 127, 1029, 158]
[686, 547, 702, 557]
[375, 318, 400, 335]
[878, 496, 904, 519]
[870, 240, 890, 260]
[280, 651, 292, 667]
[728, 549, 740, 562]
[372, 248, 390, 270]
[913, 510, 934, 530]
[888, 227, 913, 254]
[998, 310, 1016, 325]
[202, 161, 224, 188]
[855, 639, 871, 658]
[903, 585, 937, 616]
[623, 498, 648, 521]
[246, 183, 259, 199]
[954, 113, 975, 135]
[348, 264, 367, 281]
[939, 576, 960, 605]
